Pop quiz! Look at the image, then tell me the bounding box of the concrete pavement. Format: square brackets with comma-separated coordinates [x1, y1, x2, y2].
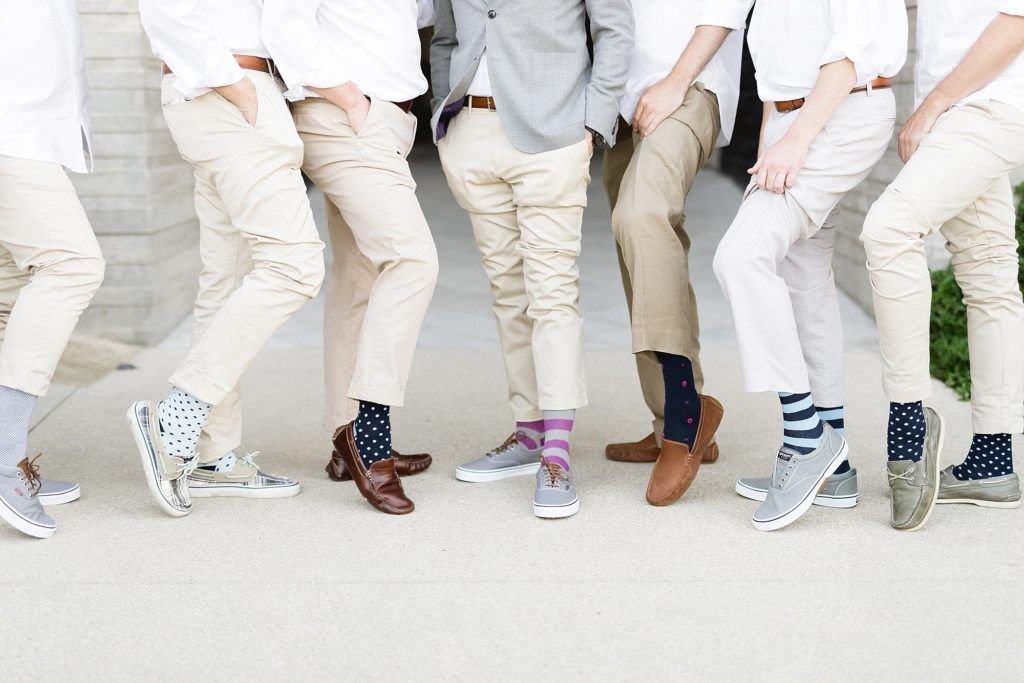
[9, 151, 1022, 680]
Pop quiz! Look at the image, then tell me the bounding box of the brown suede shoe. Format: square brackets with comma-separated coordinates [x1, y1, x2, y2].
[326, 448, 432, 482]
[605, 432, 720, 464]
[646, 395, 725, 506]
[331, 423, 414, 515]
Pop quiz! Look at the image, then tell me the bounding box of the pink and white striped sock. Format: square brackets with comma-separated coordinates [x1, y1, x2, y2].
[516, 420, 544, 450]
[541, 410, 575, 471]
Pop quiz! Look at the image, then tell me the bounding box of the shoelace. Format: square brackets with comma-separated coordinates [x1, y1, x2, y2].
[540, 459, 568, 489]
[887, 464, 916, 485]
[239, 451, 262, 470]
[18, 454, 44, 496]
[771, 453, 797, 490]
[488, 433, 520, 457]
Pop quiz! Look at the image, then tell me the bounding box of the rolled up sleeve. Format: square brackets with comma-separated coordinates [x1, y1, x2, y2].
[821, 0, 908, 84]
[698, 0, 753, 31]
[262, 0, 350, 101]
[998, 0, 1024, 15]
[139, 0, 244, 98]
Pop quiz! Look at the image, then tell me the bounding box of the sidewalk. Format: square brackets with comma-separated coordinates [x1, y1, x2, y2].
[11, 153, 1021, 680]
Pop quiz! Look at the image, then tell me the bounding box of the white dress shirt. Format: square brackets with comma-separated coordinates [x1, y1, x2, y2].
[916, 0, 1024, 113]
[263, 0, 431, 103]
[138, 0, 269, 100]
[747, 0, 908, 102]
[622, 0, 750, 147]
[0, 0, 92, 173]
[467, 53, 494, 97]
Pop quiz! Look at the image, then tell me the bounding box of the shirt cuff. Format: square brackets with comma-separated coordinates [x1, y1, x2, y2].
[697, 4, 748, 30]
[998, 0, 1024, 16]
[820, 34, 876, 86]
[171, 52, 244, 99]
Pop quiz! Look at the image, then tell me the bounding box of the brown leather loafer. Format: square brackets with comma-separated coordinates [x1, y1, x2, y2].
[326, 448, 432, 482]
[606, 431, 720, 464]
[331, 423, 414, 515]
[646, 395, 725, 506]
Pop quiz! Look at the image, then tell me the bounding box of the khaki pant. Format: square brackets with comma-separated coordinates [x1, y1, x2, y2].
[0, 156, 104, 397]
[862, 100, 1024, 434]
[162, 71, 325, 409]
[714, 90, 896, 402]
[602, 84, 719, 440]
[439, 108, 590, 419]
[294, 97, 438, 426]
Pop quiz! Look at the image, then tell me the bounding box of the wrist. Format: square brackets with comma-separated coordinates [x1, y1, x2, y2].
[334, 82, 366, 111]
[920, 91, 953, 118]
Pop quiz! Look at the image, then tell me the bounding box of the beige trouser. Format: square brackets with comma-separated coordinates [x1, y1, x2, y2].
[0, 156, 105, 397]
[294, 97, 438, 426]
[438, 108, 590, 419]
[714, 89, 896, 402]
[602, 84, 719, 440]
[862, 100, 1024, 434]
[161, 71, 325, 410]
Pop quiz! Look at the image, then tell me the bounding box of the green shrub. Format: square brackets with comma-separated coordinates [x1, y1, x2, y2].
[929, 184, 1024, 399]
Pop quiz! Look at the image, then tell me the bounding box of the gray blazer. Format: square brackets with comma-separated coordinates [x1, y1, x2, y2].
[430, 0, 633, 154]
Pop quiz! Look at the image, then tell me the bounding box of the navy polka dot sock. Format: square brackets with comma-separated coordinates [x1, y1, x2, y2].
[952, 434, 1013, 480]
[655, 352, 700, 448]
[816, 405, 850, 474]
[354, 400, 392, 469]
[887, 401, 925, 462]
[779, 392, 824, 454]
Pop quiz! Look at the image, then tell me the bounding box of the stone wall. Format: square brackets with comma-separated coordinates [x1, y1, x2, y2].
[834, 0, 1024, 313]
[71, 1, 199, 345]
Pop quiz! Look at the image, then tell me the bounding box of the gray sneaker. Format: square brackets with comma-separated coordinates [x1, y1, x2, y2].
[38, 477, 81, 506]
[127, 401, 194, 517]
[456, 433, 543, 482]
[0, 459, 57, 539]
[752, 423, 849, 532]
[736, 466, 859, 508]
[189, 451, 300, 498]
[533, 458, 579, 519]
[886, 406, 943, 531]
[937, 466, 1021, 508]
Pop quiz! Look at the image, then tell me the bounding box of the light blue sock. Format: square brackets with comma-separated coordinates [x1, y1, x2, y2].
[0, 385, 37, 467]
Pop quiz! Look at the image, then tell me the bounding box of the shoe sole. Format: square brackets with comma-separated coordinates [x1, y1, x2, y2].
[898, 409, 944, 532]
[734, 481, 858, 509]
[455, 462, 541, 482]
[752, 438, 850, 532]
[126, 402, 190, 518]
[937, 497, 1021, 509]
[534, 498, 579, 519]
[188, 482, 301, 499]
[38, 486, 82, 506]
[0, 494, 55, 539]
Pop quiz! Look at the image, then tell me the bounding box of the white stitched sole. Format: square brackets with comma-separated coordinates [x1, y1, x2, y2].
[734, 481, 858, 509]
[0, 495, 55, 539]
[38, 486, 82, 507]
[127, 402, 189, 518]
[455, 462, 541, 482]
[188, 482, 301, 499]
[937, 497, 1021, 509]
[534, 498, 579, 519]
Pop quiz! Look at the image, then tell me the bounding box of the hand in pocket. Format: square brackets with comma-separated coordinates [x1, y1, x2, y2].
[215, 76, 259, 126]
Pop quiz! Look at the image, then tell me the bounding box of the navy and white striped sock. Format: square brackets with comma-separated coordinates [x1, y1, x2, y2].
[816, 405, 850, 474]
[779, 392, 824, 455]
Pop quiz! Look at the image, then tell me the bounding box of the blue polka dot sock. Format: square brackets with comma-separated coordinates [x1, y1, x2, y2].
[952, 434, 1013, 480]
[354, 400, 392, 469]
[655, 352, 700, 447]
[887, 401, 925, 462]
[779, 392, 824, 455]
[816, 405, 850, 474]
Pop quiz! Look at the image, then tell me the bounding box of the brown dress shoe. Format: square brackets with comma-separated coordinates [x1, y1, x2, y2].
[646, 395, 725, 506]
[606, 431, 720, 464]
[327, 448, 432, 482]
[331, 423, 414, 515]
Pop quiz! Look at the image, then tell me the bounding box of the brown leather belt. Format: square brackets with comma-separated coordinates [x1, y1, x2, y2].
[393, 99, 414, 113]
[775, 76, 893, 113]
[466, 95, 498, 111]
[162, 54, 275, 77]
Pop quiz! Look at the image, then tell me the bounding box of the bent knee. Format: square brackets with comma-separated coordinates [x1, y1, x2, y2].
[861, 189, 921, 255]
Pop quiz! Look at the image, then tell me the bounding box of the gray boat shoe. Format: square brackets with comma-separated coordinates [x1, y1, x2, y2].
[736, 466, 858, 508]
[886, 406, 943, 531]
[937, 466, 1021, 508]
[752, 424, 848, 532]
[533, 458, 579, 519]
[456, 433, 543, 482]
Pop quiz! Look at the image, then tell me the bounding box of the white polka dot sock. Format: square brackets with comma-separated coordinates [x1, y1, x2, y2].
[952, 433, 1013, 480]
[887, 401, 925, 461]
[156, 387, 212, 460]
[354, 400, 392, 469]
